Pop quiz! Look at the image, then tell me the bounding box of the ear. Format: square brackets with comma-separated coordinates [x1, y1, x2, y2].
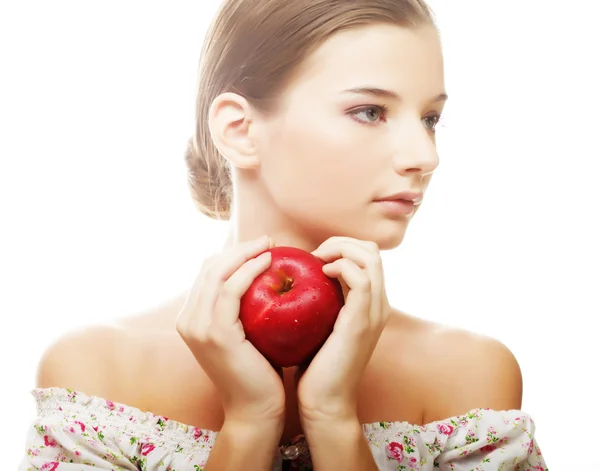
[208, 92, 260, 170]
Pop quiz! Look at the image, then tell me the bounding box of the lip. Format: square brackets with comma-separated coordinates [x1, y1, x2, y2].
[374, 191, 423, 205]
[374, 199, 415, 216]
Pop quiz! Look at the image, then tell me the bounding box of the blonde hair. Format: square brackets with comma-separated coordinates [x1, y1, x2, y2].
[185, 0, 435, 220]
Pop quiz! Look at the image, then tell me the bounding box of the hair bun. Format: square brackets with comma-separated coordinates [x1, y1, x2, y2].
[185, 136, 232, 220]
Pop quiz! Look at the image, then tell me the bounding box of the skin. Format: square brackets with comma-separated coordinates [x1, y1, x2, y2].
[37, 23, 523, 470]
[220, 23, 442, 251]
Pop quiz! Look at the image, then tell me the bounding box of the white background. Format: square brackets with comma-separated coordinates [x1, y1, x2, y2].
[1, 1, 598, 469]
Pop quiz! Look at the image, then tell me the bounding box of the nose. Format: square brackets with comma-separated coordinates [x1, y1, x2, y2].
[391, 121, 439, 177]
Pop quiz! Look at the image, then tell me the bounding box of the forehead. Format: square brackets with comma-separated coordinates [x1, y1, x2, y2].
[285, 23, 444, 101]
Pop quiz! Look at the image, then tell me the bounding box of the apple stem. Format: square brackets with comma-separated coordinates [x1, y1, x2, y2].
[282, 277, 294, 293]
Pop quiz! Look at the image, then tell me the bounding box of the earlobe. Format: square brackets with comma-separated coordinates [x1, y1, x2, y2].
[208, 92, 260, 170]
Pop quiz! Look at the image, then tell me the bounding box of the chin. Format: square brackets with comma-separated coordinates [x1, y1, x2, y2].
[375, 232, 407, 251]
[352, 221, 409, 251]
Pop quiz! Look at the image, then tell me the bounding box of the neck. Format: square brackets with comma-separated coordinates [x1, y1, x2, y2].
[222, 179, 322, 252]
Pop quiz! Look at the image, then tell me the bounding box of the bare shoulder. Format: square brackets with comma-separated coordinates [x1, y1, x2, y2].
[35, 324, 125, 399]
[35, 291, 190, 405]
[386, 311, 523, 423]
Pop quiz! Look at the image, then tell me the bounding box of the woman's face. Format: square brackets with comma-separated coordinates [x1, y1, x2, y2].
[256, 23, 446, 250]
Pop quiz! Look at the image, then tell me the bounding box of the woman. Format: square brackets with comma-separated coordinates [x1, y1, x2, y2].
[20, 0, 548, 470]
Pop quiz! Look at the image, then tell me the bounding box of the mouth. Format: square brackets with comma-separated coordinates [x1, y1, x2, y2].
[373, 191, 423, 216]
[373, 199, 416, 216]
[375, 191, 423, 203]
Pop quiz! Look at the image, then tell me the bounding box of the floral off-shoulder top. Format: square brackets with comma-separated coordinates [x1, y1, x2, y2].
[19, 387, 548, 471]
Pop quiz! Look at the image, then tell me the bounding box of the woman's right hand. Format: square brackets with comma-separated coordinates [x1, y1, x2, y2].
[176, 235, 286, 425]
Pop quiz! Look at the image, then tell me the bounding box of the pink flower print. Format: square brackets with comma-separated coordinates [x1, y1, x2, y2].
[437, 423, 455, 435]
[407, 436, 417, 448]
[487, 426, 497, 435]
[532, 466, 545, 471]
[480, 444, 497, 453]
[40, 463, 59, 471]
[141, 443, 156, 456]
[118, 406, 125, 413]
[387, 441, 405, 462]
[193, 427, 203, 440]
[43, 435, 57, 447]
[526, 440, 534, 454]
[92, 425, 99, 432]
[106, 400, 115, 410]
[74, 420, 86, 432]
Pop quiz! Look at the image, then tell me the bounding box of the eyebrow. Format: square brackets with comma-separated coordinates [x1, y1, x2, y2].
[342, 87, 448, 103]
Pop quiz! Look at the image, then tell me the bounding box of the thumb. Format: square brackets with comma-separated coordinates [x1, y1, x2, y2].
[293, 362, 310, 388]
[267, 360, 285, 382]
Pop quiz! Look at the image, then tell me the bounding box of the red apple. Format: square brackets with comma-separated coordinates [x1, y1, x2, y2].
[239, 246, 345, 368]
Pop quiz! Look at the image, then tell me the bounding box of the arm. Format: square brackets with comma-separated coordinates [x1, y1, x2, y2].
[301, 333, 542, 471]
[302, 417, 378, 471]
[204, 418, 284, 471]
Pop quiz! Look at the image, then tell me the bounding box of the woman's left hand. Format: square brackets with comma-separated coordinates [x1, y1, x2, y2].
[295, 236, 391, 425]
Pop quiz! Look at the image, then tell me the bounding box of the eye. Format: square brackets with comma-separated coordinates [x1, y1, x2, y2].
[423, 113, 442, 132]
[349, 105, 389, 124]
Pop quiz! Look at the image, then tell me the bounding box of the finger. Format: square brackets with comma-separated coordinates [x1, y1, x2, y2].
[214, 251, 272, 326]
[205, 235, 272, 284]
[313, 236, 379, 258]
[200, 235, 272, 304]
[312, 240, 371, 266]
[178, 235, 271, 329]
[316, 241, 382, 294]
[315, 238, 385, 321]
[312, 238, 380, 267]
[322, 258, 371, 331]
[323, 253, 386, 328]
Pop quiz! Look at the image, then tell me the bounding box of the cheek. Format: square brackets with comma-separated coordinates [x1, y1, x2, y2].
[264, 111, 377, 204]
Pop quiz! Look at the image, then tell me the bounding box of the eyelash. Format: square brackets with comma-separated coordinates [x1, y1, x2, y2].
[348, 105, 443, 132]
[348, 105, 390, 125]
